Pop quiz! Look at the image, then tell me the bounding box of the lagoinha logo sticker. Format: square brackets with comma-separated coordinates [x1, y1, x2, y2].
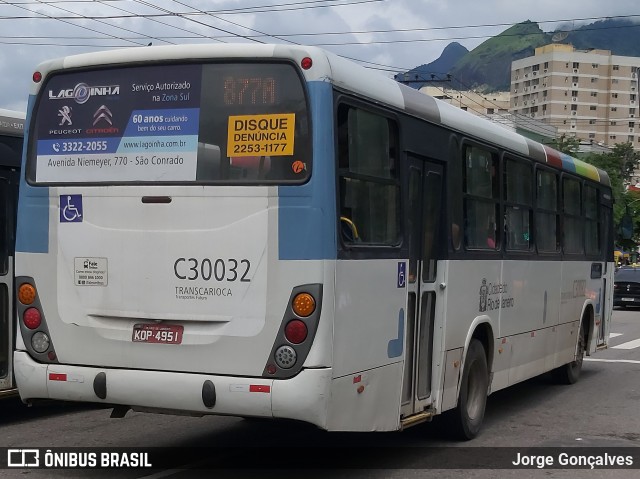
[48, 83, 120, 104]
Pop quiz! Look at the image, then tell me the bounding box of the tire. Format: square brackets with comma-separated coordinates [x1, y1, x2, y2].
[553, 321, 586, 385]
[444, 339, 489, 440]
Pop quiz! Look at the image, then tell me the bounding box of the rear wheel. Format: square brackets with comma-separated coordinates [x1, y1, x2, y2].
[553, 321, 586, 385]
[444, 339, 488, 440]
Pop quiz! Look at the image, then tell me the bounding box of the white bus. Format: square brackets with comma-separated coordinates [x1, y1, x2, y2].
[0, 109, 24, 398]
[14, 44, 612, 439]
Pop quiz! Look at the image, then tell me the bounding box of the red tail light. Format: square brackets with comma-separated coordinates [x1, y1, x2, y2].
[23, 308, 42, 329]
[284, 319, 308, 344]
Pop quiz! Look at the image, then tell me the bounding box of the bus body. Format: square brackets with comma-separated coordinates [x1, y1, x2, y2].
[14, 44, 612, 437]
[0, 109, 24, 397]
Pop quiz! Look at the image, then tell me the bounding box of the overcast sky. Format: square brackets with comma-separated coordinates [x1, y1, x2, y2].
[0, 0, 638, 112]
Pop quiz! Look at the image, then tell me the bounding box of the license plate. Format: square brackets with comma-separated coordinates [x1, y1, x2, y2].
[621, 298, 635, 302]
[132, 323, 183, 344]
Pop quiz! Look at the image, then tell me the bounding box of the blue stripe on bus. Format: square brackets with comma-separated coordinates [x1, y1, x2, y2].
[278, 81, 337, 260]
[16, 95, 50, 254]
[559, 152, 577, 173]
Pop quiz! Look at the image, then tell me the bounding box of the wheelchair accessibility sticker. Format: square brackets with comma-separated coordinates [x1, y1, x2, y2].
[60, 194, 83, 222]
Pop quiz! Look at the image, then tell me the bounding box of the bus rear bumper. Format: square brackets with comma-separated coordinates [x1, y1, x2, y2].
[13, 351, 331, 427]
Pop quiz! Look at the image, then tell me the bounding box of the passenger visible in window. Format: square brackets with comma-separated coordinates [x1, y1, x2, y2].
[486, 222, 496, 249]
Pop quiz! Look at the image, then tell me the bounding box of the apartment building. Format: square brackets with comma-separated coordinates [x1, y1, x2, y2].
[510, 43, 640, 149]
[420, 86, 556, 142]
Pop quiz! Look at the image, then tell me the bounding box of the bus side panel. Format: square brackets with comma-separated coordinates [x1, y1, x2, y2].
[442, 260, 501, 352]
[326, 362, 403, 431]
[333, 260, 406, 377]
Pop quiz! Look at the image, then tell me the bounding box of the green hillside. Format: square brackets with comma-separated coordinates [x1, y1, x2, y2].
[449, 21, 552, 91]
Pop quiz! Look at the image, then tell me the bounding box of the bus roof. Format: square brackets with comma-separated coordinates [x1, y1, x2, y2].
[31, 43, 610, 187]
[0, 108, 25, 136]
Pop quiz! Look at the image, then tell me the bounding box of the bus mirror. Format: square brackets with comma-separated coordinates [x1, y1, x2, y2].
[621, 214, 634, 240]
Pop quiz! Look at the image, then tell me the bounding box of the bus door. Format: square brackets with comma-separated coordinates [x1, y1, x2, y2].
[0, 166, 18, 393]
[401, 156, 443, 418]
[597, 204, 613, 346]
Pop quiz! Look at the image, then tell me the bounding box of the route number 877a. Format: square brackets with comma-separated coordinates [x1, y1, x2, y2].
[173, 257, 251, 282]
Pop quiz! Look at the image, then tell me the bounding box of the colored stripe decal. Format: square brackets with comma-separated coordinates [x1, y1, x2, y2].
[543, 145, 563, 169]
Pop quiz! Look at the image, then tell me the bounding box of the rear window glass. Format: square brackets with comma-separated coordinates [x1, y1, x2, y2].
[615, 268, 640, 281]
[28, 62, 311, 185]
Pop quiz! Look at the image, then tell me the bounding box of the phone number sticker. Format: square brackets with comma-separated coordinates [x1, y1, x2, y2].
[227, 113, 295, 157]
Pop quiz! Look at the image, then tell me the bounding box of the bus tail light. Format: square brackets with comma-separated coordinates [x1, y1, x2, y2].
[274, 345, 297, 369]
[284, 320, 308, 344]
[31, 332, 50, 353]
[23, 308, 42, 329]
[263, 284, 322, 378]
[292, 293, 315, 317]
[18, 283, 37, 305]
[15, 277, 58, 363]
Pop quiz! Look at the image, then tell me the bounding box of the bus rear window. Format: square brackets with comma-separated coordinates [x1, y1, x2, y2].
[28, 62, 311, 185]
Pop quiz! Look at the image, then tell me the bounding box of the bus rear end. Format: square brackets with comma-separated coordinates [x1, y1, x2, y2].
[14, 46, 335, 426]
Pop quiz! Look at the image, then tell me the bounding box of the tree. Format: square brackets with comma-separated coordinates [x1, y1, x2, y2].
[610, 142, 640, 180]
[582, 145, 640, 247]
[549, 134, 580, 156]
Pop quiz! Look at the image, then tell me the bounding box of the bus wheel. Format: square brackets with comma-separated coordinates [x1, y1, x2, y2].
[553, 321, 585, 385]
[445, 339, 488, 440]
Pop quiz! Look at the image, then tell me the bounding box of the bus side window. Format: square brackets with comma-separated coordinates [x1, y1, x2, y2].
[337, 105, 400, 246]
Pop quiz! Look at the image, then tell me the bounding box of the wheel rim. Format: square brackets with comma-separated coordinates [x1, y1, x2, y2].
[465, 359, 485, 420]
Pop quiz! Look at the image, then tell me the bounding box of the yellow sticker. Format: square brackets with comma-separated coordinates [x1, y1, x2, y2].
[227, 113, 295, 157]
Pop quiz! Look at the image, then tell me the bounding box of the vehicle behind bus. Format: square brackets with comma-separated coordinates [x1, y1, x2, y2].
[0, 109, 24, 397]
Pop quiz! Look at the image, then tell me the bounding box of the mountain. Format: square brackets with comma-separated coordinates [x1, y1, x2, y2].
[394, 42, 468, 89]
[447, 21, 551, 91]
[397, 18, 640, 93]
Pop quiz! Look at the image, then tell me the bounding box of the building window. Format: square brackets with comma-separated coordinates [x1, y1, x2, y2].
[612, 79, 619, 84]
[544, 62, 549, 69]
[590, 106, 597, 111]
[631, 108, 636, 114]
[629, 135, 635, 142]
[611, 121, 617, 126]
[591, 77, 598, 83]
[532, 64, 540, 72]
[610, 135, 617, 139]
[571, 104, 578, 111]
[612, 93, 618, 99]
[630, 122, 636, 128]
[592, 63, 599, 68]
[613, 65, 620, 71]
[612, 107, 617, 112]
[589, 133, 595, 138]
[591, 91, 597, 97]
[632, 94, 637, 101]
[572, 90, 578, 97]
[487, 108, 494, 114]
[573, 62, 580, 69]
[572, 76, 579, 83]
[589, 119, 596, 125]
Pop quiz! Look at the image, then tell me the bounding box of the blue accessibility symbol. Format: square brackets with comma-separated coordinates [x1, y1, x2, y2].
[397, 262, 406, 288]
[60, 194, 83, 223]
